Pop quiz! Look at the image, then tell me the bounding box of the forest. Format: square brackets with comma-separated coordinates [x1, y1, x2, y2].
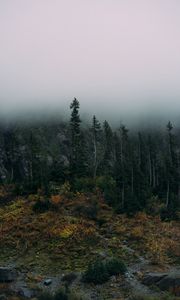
[0, 99, 180, 300]
[0, 97, 179, 219]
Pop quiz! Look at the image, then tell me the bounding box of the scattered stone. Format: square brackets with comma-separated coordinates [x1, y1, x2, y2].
[44, 278, 52, 286]
[10, 279, 37, 299]
[17, 287, 36, 298]
[110, 275, 116, 282]
[122, 245, 135, 254]
[0, 267, 17, 282]
[135, 271, 143, 278]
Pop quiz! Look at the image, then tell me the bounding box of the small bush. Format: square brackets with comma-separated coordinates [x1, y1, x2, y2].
[160, 206, 179, 221]
[54, 289, 68, 300]
[131, 225, 144, 240]
[38, 289, 83, 300]
[61, 272, 77, 285]
[38, 291, 53, 300]
[95, 176, 117, 205]
[59, 181, 73, 198]
[51, 195, 63, 205]
[32, 198, 51, 213]
[146, 195, 162, 215]
[96, 218, 107, 227]
[73, 177, 95, 192]
[83, 259, 109, 284]
[83, 257, 127, 284]
[106, 258, 127, 275]
[74, 203, 98, 220]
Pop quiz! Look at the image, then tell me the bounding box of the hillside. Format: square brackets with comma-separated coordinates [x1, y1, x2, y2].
[0, 100, 179, 299]
[0, 185, 179, 300]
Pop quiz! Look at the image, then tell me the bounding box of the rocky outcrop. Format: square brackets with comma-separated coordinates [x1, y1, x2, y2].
[143, 272, 168, 286]
[143, 271, 180, 296]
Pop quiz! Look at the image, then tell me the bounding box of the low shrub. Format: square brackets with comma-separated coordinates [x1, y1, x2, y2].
[38, 292, 53, 300]
[95, 176, 117, 205]
[83, 259, 109, 284]
[73, 177, 95, 192]
[61, 272, 77, 285]
[38, 289, 84, 300]
[32, 198, 51, 213]
[130, 225, 144, 240]
[74, 203, 98, 220]
[83, 257, 127, 284]
[160, 206, 179, 221]
[54, 289, 68, 300]
[106, 258, 127, 275]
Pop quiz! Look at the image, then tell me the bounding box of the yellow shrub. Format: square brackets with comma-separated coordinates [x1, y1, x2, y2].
[135, 212, 149, 223]
[131, 226, 144, 239]
[146, 235, 168, 264]
[51, 195, 63, 205]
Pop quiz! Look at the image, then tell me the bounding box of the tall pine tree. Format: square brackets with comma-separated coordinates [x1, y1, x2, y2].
[69, 98, 86, 177]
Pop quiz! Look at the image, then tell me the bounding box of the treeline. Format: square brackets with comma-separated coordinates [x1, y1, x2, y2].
[0, 98, 180, 217]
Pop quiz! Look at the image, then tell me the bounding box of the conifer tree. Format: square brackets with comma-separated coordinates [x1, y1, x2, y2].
[165, 121, 178, 207]
[92, 115, 101, 178]
[69, 98, 84, 177]
[119, 124, 129, 209]
[102, 120, 114, 174]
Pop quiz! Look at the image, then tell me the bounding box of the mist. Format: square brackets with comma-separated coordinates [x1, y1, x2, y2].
[0, 0, 180, 126]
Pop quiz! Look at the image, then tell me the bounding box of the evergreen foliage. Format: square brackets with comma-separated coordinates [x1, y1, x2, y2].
[106, 258, 127, 275]
[69, 98, 85, 177]
[0, 100, 179, 218]
[83, 257, 127, 284]
[83, 259, 109, 284]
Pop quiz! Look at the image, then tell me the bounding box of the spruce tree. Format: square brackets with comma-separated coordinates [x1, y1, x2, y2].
[69, 98, 84, 177]
[91, 115, 101, 178]
[102, 120, 114, 174]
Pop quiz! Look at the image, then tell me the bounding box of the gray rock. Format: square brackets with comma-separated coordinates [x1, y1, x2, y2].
[143, 272, 168, 286]
[17, 287, 36, 298]
[44, 278, 52, 286]
[158, 272, 180, 296]
[143, 271, 180, 296]
[0, 267, 17, 282]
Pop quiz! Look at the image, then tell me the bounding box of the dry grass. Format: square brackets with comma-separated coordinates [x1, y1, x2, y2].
[0, 193, 179, 270]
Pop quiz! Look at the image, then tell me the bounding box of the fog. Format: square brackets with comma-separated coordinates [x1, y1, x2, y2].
[0, 0, 180, 125]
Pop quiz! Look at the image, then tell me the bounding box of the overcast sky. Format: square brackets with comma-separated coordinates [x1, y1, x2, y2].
[0, 0, 180, 121]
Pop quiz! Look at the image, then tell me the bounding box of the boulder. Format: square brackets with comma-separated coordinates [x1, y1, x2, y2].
[0, 267, 17, 282]
[143, 271, 180, 296]
[44, 279, 52, 286]
[143, 272, 168, 286]
[158, 272, 180, 296]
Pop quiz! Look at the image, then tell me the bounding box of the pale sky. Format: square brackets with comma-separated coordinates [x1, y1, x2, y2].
[0, 0, 180, 120]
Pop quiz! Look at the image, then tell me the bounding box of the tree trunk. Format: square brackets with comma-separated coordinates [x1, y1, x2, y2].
[166, 180, 170, 208]
[93, 139, 97, 178]
[149, 152, 152, 186]
[152, 159, 156, 188]
[131, 166, 134, 196]
[122, 182, 125, 209]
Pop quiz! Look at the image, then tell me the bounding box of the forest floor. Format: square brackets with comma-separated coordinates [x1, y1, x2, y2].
[0, 188, 179, 299]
